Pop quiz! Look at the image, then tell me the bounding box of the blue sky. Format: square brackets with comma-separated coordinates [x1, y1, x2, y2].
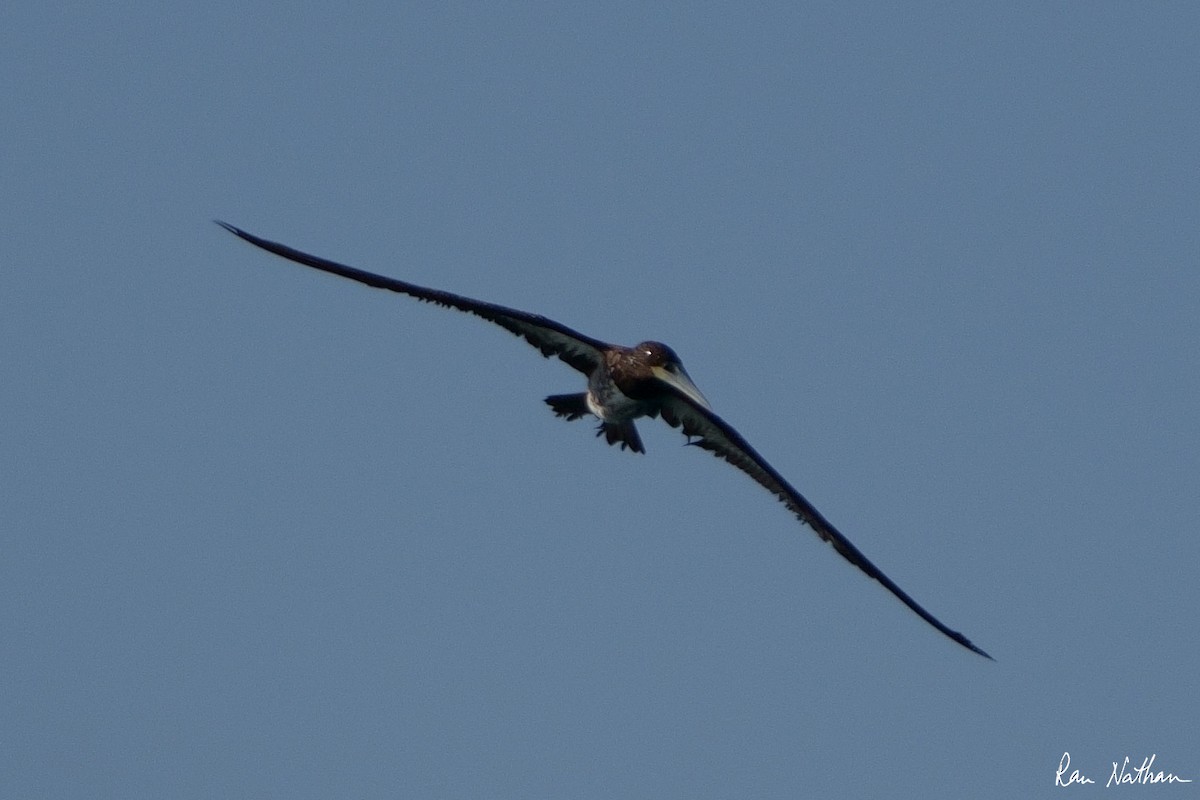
[3, 3, 1197, 797]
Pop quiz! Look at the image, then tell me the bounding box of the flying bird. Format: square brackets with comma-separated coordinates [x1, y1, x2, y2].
[218, 221, 992, 659]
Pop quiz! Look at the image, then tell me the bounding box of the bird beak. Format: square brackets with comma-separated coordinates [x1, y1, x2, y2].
[652, 364, 712, 411]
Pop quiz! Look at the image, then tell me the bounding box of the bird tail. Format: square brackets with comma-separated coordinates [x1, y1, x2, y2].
[596, 421, 645, 454]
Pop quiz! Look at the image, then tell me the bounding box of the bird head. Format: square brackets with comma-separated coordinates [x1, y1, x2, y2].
[636, 341, 712, 411]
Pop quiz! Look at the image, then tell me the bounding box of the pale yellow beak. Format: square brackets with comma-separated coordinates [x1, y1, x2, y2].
[651, 364, 712, 411]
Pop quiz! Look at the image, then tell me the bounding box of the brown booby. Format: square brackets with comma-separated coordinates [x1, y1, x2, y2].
[218, 221, 992, 659]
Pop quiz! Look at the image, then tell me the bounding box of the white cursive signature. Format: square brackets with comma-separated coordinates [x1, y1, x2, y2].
[1057, 752, 1193, 788]
[1057, 752, 1096, 786]
[1109, 755, 1193, 787]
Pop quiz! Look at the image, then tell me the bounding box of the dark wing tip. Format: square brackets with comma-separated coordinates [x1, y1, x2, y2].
[215, 220, 253, 241]
[219, 221, 288, 260]
[957, 635, 994, 661]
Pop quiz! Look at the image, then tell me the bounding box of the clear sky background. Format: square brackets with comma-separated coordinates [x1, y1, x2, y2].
[3, 3, 1197, 798]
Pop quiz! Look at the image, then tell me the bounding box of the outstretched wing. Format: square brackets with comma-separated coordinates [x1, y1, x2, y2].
[657, 393, 992, 659]
[218, 222, 609, 375]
